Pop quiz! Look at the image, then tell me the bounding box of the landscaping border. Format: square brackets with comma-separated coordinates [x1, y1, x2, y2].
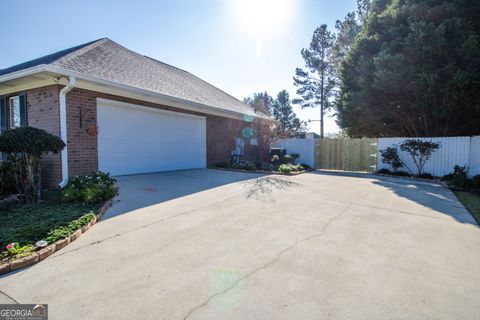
[0, 199, 112, 276]
[375, 173, 449, 188]
[209, 167, 313, 176]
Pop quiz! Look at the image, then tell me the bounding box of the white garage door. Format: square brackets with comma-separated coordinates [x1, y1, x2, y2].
[97, 98, 206, 176]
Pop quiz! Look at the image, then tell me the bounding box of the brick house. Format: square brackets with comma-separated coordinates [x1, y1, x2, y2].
[0, 38, 270, 188]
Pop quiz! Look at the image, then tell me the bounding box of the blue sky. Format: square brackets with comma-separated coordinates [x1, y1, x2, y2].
[0, 0, 356, 134]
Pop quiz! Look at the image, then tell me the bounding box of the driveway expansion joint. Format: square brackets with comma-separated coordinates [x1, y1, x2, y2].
[0, 289, 19, 304]
[182, 204, 351, 320]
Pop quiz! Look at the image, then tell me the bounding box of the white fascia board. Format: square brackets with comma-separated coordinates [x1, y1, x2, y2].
[44, 66, 264, 121]
[0, 65, 50, 82]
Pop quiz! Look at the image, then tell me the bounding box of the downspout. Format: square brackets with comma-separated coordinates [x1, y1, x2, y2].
[58, 77, 76, 188]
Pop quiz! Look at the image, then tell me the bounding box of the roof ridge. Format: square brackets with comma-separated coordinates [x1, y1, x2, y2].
[143, 55, 190, 74]
[52, 38, 109, 64]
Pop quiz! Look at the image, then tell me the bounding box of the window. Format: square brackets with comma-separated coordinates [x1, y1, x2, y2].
[9, 96, 21, 128]
[0, 94, 26, 133]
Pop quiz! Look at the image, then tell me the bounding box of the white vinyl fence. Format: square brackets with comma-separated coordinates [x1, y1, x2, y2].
[271, 138, 315, 168]
[377, 136, 480, 176]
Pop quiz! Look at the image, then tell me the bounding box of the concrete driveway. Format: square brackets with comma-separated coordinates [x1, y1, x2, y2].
[1, 169, 479, 320]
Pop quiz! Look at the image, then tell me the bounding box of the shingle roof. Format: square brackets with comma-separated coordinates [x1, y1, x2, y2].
[0, 38, 256, 116]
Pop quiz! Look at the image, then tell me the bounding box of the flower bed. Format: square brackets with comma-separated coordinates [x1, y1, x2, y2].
[0, 199, 112, 275]
[0, 171, 117, 275]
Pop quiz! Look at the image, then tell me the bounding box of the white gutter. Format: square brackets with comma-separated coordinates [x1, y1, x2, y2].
[58, 76, 76, 188]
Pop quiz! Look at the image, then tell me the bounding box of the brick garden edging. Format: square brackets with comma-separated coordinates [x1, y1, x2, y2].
[0, 199, 112, 276]
[210, 167, 313, 176]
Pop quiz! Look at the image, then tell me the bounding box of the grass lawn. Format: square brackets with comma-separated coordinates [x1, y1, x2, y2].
[0, 193, 100, 248]
[455, 191, 480, 224]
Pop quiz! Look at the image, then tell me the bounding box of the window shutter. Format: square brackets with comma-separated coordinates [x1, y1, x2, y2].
[0, 97, 6, 133]
[0, 98, 6, 160]
[19, 94, 27, 127]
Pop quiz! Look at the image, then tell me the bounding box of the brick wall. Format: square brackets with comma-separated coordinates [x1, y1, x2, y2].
[25, 85, 268, 188]
[26, 85, 62, 189]
[66, 88, 98, 177]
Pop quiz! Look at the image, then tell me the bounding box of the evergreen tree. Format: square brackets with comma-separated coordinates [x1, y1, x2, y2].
[271, 90, 306, 138]
[293, 25, 336, 139]
[336, 0, 480, 137]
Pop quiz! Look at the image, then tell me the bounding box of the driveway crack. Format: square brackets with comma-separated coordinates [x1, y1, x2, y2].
[51, 195, 240, 259]
[182, 204, 351, 320]
[0, 289, 19, 304]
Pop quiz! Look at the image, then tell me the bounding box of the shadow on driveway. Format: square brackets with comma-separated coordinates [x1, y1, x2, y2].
[310, 170, 478, 226]
[104, 169, 268, 219]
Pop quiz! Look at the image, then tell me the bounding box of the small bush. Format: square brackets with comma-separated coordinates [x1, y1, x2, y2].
[443, 165, 471, 189]
[214, 162, 229, 168]
[417, 173, 434, 180]
[260, 163, 276, 171]
[277, 164, 302, 174]
[0, 243, 34, 261]
[278, 164, 293, 174]
[473, 175, 480, 190]
[399, 139, 440, 175]
[232, 161, 257, 171]
[45, 212, 96, 243]
[300, 163, 311, 170]
[283, 155, 294, 164]
[62, 171, 117, 204]
[379, 147, 404, 171]
[0, 127, 65, 203]
[271, 155, 280, 166]
[377, 168, 392, 175]
[392, 170, 411, 177]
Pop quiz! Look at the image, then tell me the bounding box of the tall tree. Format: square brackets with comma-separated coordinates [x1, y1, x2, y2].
[271, 90, 306, 138]
[293, 25, 336, 139]
[243, 92, 273, 115]
[336, 0, 480, 137]
[331, 0, 370, 72]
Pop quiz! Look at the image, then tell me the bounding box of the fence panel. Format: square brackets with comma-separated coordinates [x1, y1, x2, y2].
[270, 138, 315, 167]
[377, 136, 479, 176]
[315, 138, 377, 172]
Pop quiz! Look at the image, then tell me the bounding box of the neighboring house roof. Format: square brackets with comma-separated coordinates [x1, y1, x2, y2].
[0, 38, 257, 117]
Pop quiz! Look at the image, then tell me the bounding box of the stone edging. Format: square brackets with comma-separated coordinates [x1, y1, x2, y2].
[210, 167, 312, 176]
[375, 173, 449, 188]
[0, 199, 112, 276]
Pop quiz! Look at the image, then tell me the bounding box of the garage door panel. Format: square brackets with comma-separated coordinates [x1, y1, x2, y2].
[97, 99, 206, 176]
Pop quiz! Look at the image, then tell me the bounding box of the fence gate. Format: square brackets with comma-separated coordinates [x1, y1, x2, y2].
[315, 138, 377, 172]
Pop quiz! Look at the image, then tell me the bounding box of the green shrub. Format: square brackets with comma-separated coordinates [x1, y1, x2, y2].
[417, 173, 434, 180]
[377, 168, 392, 175]
[45, 212, 96, 243]
[300, 163, 311, 170]
[261, 163, 276, 171]
[392, 170, 411, 177]
[379, 147, 404, 172]
[271, 155, 280, 166]
[399, 139, 440, 175]
[0, 243, 34, 261]
[232, 161, 257, 171]
[62, 171, 117, 204]
[473, 175, 480, 190]
[443, 165, 472, 189]
[0, 159, 17, 196]
[278, 164, 293, 174]
[0, 127, 65, 203]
